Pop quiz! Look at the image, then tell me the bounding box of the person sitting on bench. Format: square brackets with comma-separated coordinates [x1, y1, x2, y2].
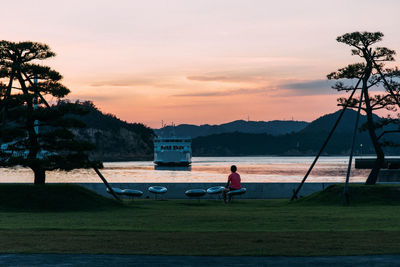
[222, 165, 241, 203]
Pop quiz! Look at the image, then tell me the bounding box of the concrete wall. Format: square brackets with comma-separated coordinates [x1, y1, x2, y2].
[78, 182, 343, 199]
[377, 170, 400, 182]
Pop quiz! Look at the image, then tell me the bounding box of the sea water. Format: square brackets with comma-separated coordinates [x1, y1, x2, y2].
[0, 156, 371, 183]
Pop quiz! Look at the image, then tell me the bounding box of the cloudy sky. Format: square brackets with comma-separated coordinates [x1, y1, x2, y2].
[2, 0, 400, 127]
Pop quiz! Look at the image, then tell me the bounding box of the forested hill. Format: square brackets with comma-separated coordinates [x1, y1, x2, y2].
[192, 109, 400, 156]
[72, 102, 155, 161]
[67, 104, 399, 159]
[300, 109, 380, 134]
[154, 120, 308, 138]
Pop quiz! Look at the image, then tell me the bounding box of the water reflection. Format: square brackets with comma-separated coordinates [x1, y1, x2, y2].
[0, 156, 371, 183]
[154, 165, 192, 171]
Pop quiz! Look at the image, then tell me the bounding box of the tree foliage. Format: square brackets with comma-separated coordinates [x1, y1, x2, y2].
[0, 41, 99, 184]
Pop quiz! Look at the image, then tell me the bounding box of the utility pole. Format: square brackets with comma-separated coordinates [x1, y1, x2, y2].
[33, 76, 39, 135]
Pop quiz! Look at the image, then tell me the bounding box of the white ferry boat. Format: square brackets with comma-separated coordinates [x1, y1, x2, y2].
[154, 136, 192, 166]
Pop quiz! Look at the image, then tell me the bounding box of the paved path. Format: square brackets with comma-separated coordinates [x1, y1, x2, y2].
[1, 254, 400, 266]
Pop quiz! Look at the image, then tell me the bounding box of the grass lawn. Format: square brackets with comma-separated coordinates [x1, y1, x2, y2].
[0, 184, 400, 256]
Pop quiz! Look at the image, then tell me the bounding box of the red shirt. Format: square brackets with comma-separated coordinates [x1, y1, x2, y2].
[228, 172, 241, 189]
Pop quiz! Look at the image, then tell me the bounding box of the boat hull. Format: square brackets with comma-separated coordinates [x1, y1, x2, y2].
[154, 161, 191, 167]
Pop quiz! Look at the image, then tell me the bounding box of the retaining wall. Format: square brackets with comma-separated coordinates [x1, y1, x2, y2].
[78, 182, 347, 199]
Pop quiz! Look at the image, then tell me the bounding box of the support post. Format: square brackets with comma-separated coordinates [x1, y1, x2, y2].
[33, 76, 39, 135]
[342, 88, 364, 205]
[290, 75, 364, 200]
[93, 167, 121, 201]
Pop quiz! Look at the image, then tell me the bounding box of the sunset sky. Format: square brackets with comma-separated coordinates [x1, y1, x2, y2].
[2, 0, 400, 127]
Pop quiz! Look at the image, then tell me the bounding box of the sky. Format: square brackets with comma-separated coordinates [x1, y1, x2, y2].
[1, 0, 400, 127]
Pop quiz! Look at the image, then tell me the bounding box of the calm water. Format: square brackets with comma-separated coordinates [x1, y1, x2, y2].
[0, 156, 371, 183]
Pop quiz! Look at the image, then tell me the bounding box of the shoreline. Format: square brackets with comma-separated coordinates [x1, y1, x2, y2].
[98, 154, 389, 163]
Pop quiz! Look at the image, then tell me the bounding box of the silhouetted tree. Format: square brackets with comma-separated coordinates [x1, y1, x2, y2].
[0, 41, 99, 184]
[327, 32, 400, 184]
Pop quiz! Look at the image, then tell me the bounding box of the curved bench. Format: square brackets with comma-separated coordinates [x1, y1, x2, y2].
[148, 186, 168, 199]
[206, 186, 225, 199]
[227, 188, 247, 202]
[122, 189, 143, 199]
[206, 186, 225, 194]
[227, 188, 246, 196]
[106, 187, 124, 196]
[185, 189, 206, 200]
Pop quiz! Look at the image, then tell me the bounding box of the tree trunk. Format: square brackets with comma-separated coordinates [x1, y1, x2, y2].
[18, 71, 44, 185]
[33, 168, 46, 185]
[362, 65, 385, 185]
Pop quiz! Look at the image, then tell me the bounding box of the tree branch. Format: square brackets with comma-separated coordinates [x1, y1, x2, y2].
[377, 130, 400, 140]
[21, 71, 50, 108]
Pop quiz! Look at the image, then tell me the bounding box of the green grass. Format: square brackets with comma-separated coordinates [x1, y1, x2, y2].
[0, 184, 121, 211]
[295, 184, 400, 206]
[1, 184, 400, 256]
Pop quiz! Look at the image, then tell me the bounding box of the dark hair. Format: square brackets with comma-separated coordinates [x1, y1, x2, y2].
[231, 165, 237, 173]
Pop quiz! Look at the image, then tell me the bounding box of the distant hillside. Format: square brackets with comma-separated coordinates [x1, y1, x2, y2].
[72, 102, 155, 161]
[192, 109, 400, 156]
[300, 109, 380, 134]
[67, 104, 399, 159]
[154, 120, 308, 138]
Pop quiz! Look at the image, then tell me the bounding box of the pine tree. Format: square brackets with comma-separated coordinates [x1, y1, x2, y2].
[0, 41, 100, 184]
[327, 32, 400, 184]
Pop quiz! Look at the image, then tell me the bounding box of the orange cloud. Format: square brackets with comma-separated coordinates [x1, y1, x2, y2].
[173, 87, 270, 97]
